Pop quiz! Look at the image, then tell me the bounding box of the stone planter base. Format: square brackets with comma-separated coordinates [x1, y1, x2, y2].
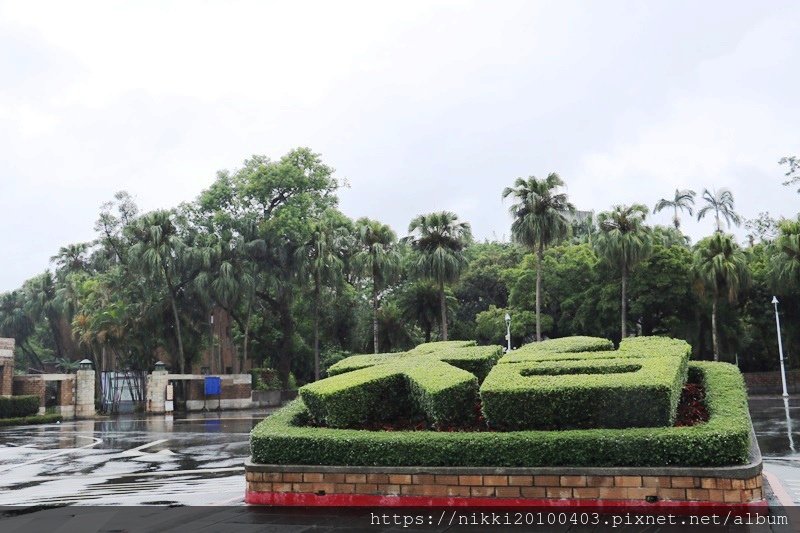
[245, 431, 764, 507]
[245, 463, 764, 507]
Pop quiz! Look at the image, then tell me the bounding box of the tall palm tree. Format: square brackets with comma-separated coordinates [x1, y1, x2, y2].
[502, 173, 574, 341]
[297, 213, 346, 380]
[352, 218, 401, 353]
[771, 216, 800, 288]
[406, 212, 472, 341]
[128, 210, 191, 373]
[594, 204, 652, 339]
[693, 233, 749, 361]
[697, 188, 741, 232]
[653, 189, 696, 229]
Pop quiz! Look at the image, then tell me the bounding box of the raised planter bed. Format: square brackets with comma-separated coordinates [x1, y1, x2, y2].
[247, 337, 764, 507]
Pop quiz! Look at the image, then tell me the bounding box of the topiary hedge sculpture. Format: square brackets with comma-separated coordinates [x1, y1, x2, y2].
[251, 336, 752, 468]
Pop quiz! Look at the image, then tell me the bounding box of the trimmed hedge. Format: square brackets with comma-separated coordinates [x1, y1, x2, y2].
[327, 353, 399, 376]
[327, 344, 501, 383]
[499, 336, 690, 364]
[0, 395, 39, 419]
[434, 345, 503, 383]
[0, 413, 62, 427]
[407, 340, 477, 355]
[250, 362, 751, 467]
[300, 359, 478, 428]
[480, 356, 688, 430]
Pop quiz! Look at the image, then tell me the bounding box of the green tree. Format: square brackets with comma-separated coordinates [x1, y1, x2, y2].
[594, 204, 652, 339]
[474, 305, 539, 346]
[296, 211, 347, 380]
[693, 233, 749, 361]
[396, 281, 440, 343]
[353, 218, 401, 353]
[779, 156, 800, 193]
[127, 210, 196, 373]
[771, 216, 800, 290]
[406, 211, 472, 341]
[502, 173, 574, 341]
[653, 189, 696, 229]
[697, 188, 741, 232]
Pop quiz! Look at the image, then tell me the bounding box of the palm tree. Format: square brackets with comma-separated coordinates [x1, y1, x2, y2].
[502, 173, 574, 341]
[128, 210, 191, 373]
[653, 189, 696, 229]
[397, 281, 440, 343]
[406, 212, 472, 341]
[693, 233, 749, 361]
[771, 216, 800, 288]
[352, 218, 401, 353]
[594, 204, 652, 339]
[297, 213, 346, 380]
[697, 188, 741, 232]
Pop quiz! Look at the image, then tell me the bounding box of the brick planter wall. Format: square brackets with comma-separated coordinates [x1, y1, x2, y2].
[245, 465, 763, 505]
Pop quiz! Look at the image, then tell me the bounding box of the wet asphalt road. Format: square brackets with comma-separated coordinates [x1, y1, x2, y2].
[0, 399, 799, 531]
[0, 410, 271, 506]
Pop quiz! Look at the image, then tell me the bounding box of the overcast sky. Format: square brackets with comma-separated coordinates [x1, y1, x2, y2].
[1, 1, 798, 292]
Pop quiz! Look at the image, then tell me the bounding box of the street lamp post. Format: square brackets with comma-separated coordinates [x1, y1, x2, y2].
[504, 312, 511, 352]
[772, 296, 789, 398]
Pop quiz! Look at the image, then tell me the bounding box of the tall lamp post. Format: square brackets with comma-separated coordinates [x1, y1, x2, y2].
[772, 296, 789, 398]
[504, 312, 511, 352]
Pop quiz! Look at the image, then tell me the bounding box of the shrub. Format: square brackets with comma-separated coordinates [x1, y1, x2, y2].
[250, 368, 282, 391]
[499, 335, 689, 364]
[250, 362, 750, 467]
[407, 340, 476, 355]
[433, 345, 503, 383]
[480, 356, 687, 429]
[499, 336, 613, 363]
[0, 413, 61, 427]
[327, 353, 401, 376]
[300, 359, 478, 428]
[329, 344, 502, 382]
[0, 395, 39, 419]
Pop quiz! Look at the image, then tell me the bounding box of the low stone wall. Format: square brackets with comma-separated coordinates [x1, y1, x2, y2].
[12, 372, 93, 418]
[147, 373, 252, 412]
[245, 463, 763, 506]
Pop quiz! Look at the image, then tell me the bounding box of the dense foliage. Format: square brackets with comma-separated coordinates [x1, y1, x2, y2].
[0, 395, 39, 418]
[1, 147, 798, 398]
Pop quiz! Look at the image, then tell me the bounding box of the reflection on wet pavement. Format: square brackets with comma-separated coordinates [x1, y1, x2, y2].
[3, 399, 800, 508]
[750, 396, 800, 506]
[0, 409, 272, 506]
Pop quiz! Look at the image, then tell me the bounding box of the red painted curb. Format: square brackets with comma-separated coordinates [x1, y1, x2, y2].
[245, 490, 768, 512]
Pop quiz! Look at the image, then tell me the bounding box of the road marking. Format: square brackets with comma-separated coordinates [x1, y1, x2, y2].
[5, 466, 245, 482]
[0, 435, 102, 472]
[763, 470, 795, 506]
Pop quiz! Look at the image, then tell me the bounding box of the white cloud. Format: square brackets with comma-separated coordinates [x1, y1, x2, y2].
[0, 0, 798, 290]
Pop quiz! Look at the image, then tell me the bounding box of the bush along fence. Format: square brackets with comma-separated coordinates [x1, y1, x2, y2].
[247, 337, 763, 507]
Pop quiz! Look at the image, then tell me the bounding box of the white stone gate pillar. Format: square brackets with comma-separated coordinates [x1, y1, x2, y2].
[75, 359, 96, 419]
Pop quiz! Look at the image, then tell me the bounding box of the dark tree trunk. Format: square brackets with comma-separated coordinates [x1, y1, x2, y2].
[711, 297, 719, 362]
[535, 244, 543, 342]
[621, 263, 628, 339]
[439, 280, 448, 341]
[313, 280, 321, 381]
[372, 283, 379, 354]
